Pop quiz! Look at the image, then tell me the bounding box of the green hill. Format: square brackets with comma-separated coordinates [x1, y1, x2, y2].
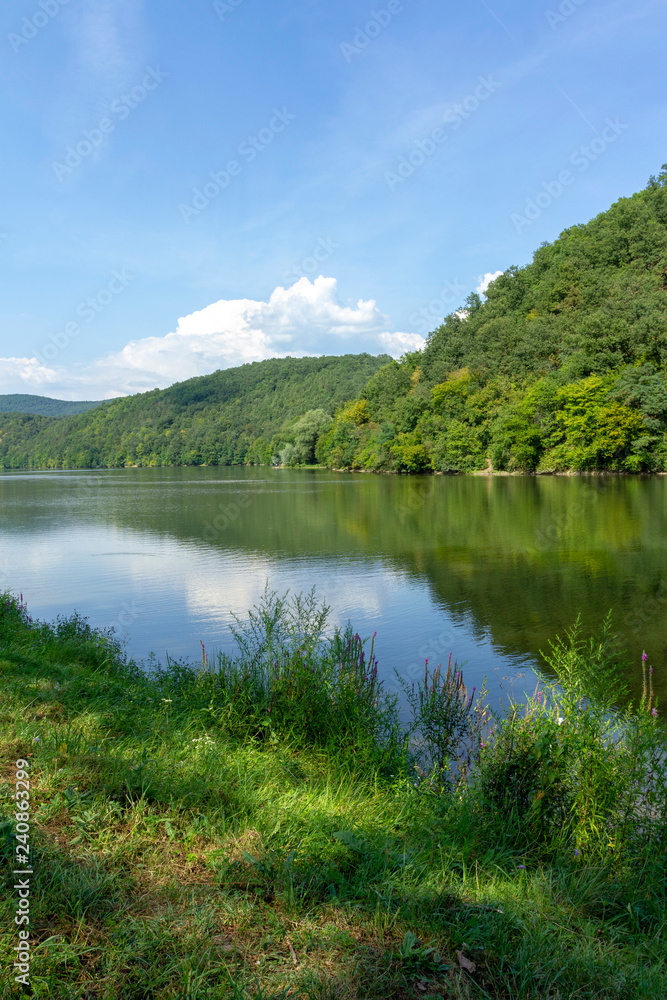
[0, 354, 391, 469]
[314, 164, 667, 473]
[0, 394, 103, 417]
[3, 166, 667, 474]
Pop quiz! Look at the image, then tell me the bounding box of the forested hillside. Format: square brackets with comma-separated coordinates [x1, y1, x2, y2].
[2, 168, 667, 474]
[313, 165, 667, 473]
[0, 395, 103, 417]
[0, 354, 390, 469]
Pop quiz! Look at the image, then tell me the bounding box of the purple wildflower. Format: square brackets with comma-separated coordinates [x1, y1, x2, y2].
[642, 652, 648, 662]
[652, 709, 658, 718]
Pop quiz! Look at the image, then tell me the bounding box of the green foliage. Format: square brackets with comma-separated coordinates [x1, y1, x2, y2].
[390, 433, 432, 472]
[398, 655, 488, 785]
[5, 167, 667, 476]
[0, 354, 390, 470]
[430, 368, 473, 419]
[2, 592, 667, 998]
[312, 168, 667, 474]
[431, 419, 486, 472]
[152, 586, 406, 768]
[474, 615, 667, 857]
[0, 394, 103, 417]
[540, 374, 647, 471]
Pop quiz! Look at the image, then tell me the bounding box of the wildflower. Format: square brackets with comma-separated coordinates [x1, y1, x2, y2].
[652, 709, 658, 718]
[642, 651, 648, 661]
[33, 736, 40, 742]
[557, 717, 565, 725]
[518, 865, 526, 869]
[573, 849, 580, 856]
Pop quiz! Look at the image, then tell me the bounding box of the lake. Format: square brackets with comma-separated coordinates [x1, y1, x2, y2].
[0, 466, 664, 709]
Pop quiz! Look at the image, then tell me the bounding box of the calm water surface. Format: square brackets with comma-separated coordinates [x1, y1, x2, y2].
[1, 467, 665, 708]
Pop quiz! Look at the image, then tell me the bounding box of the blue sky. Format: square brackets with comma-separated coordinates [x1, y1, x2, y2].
[1, 0, 665, 399]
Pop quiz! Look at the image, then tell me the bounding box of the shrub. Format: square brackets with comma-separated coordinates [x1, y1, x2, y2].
[473, 614, 667, 859]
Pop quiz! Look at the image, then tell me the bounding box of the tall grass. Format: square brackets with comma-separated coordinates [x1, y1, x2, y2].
[1, 587, 666, 999]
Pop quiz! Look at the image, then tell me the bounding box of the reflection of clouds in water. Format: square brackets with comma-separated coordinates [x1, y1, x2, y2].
[1, 527, 172, 622]
[0, 511, 540, 708]
[183, 558, 409, 643]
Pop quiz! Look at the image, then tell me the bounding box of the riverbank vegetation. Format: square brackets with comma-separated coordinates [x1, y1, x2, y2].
[2, 168, 667, 474]
[1, 588, 665, 998]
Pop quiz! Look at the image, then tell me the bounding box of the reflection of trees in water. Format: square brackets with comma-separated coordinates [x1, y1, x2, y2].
[2, 468, 665, 700]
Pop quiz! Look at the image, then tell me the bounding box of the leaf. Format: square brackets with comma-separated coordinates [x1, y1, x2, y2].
[332, 830, 365, 853]
[400, 931, 420, 957]
[456, 951, 477, 973]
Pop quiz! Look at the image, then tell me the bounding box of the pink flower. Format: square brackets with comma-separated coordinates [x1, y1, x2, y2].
[642, 652, 648, 662]
[652, 709, 658, 718]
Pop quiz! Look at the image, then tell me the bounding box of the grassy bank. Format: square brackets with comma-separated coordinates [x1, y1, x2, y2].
[1, 590, 666, 999]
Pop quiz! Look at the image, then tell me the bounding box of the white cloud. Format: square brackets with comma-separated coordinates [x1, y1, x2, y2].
[475, 270, 503, 297]
[0, 277, 418, 400]
[378, 331, 426, 355]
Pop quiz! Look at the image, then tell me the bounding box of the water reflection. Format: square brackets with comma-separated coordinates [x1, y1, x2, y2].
[0, 467, 663, 707]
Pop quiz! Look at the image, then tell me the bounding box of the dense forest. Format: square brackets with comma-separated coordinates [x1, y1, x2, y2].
[0, 355, 390, 469]
[0, 395, 103, 417]
[2, 166, 667, 473]
[312, 165, 667, 473]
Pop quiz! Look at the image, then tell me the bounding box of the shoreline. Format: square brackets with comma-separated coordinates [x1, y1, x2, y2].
[1, 592, 665, 999]
[2, 461, 667, 476]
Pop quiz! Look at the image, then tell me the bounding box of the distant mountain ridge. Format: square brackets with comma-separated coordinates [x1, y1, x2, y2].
[0, 395, 104, 417]
[0, 354, 392, 469]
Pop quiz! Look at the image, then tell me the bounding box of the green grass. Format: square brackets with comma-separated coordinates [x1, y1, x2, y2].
[0, 591, 666, 999]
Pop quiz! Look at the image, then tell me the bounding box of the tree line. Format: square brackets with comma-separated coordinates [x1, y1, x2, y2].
[2, 165, 667, 473]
